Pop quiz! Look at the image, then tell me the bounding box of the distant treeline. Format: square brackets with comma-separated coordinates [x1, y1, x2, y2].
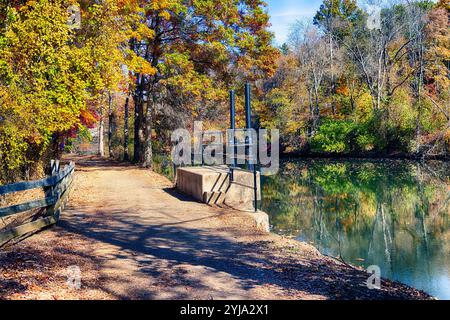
[259, 0, 449, 159]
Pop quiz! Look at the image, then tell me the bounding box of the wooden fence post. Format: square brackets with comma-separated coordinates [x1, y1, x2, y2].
[45, 160, 61, 218]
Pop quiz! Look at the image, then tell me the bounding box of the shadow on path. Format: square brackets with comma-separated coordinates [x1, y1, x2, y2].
[56, 202, 419, 300]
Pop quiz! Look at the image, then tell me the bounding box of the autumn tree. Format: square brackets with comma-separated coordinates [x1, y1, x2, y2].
[0, 0, 89, 181]
[290, 22, 329, 134]
[130, 0, 279, 168]
[261, 0, 449, 157]
[421, 0, 450, 154]
[0, 0, 150, 182]
[313, 0, 365, 114]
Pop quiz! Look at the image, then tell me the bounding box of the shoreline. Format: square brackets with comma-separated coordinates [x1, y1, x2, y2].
[235, 209, 434, 300]
[280, 152, 450, 162]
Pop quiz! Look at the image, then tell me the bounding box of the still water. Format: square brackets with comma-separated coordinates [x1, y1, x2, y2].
[261, 159, 450, 299]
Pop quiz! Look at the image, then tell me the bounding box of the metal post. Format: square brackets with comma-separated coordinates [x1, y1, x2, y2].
[230, 90, 236, 132]
[230, 90, 236, 181]
[245, 83, 258, 211]
[201, 131, 204, 167]
[253, 166, 258, 212]
[245, 83, 252, 130]
[173, 162, 177, 185]
[245, 83, 254, 171]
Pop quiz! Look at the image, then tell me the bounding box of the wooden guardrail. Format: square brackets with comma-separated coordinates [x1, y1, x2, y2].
[0, 160, 75, 247]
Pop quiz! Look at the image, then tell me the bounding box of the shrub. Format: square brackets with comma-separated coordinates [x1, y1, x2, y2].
[311, 120, 356, 154]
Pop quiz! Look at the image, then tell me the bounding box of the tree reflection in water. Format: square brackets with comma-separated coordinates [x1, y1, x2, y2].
[261, 159, 450, 299]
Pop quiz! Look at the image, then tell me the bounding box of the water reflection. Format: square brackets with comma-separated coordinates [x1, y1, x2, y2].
[261, 159, 450, 299]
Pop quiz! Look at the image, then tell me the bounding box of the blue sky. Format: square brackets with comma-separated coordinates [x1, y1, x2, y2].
[266, 0, 324, 45]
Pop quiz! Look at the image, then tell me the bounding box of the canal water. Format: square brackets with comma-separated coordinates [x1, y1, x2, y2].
[261, 159, 450, 299]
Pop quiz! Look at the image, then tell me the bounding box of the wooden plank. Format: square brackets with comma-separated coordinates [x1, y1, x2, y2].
[56, 174, 73, 195]
[0, 168, 74, 218]
[0, 162, 75, 247]
[63, 177, 75, 209]
[0, 215, 58, 247]
[57, 162, 75, 185]
[0, 196, 57, 218]
[46, 179, 73, 217]
[0, 175, 59, 196]
[57, 177, 73, 208]
[51, 160, 60, 175]
[0, 162, 74, 196]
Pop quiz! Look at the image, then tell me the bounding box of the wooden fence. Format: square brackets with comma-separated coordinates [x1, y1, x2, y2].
[0, 160, 75, 247]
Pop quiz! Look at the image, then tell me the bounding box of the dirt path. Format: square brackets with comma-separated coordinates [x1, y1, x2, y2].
[0, 156, 431, 300]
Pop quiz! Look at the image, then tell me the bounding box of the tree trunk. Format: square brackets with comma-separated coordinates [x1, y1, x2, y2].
[142, 99, 153, 168]
[313, 86, 320, 131]
[133, 98, 141, 162]
[329, 33, 336, 115]
[415, 39, 425, 152]
[133, 75, 143, 162]
[307, 88, 314, 137]
[98, 115, 105, 157]
[138, 101, 145, 163]
[108, 93, 113, 158]
[124, 95, 130, 161]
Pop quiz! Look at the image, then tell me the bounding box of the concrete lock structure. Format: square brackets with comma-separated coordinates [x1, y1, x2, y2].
[176, 166, 261, 208]
[176, 166, 269, 233]
[175, 84, 270, 233]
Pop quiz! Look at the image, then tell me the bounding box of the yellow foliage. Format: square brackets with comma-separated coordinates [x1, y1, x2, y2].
[0, 0, 142, 181]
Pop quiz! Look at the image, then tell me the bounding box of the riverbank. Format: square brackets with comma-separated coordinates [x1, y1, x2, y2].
[281, 151, 450, 161]
[0, 156, 432, 300]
